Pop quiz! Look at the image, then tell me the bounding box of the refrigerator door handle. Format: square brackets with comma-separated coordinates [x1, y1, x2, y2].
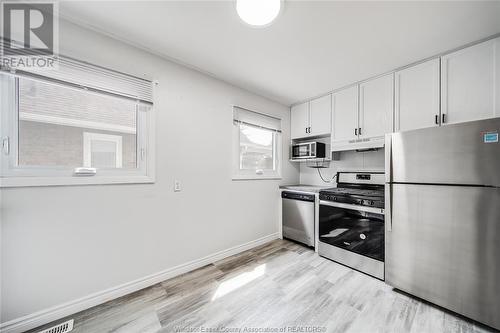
[385, 134, 392, 183]
[385, 183, 392, 232]
[385, 133, 393, 232]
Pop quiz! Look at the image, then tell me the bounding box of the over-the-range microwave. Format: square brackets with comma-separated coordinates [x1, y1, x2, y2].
[291, 142, 326, 159]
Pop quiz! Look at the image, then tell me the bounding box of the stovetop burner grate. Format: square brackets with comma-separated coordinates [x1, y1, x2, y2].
[320, 187, 384, 198]
[321, 187, 384, 196]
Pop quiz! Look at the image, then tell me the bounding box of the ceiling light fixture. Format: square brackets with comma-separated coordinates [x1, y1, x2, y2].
[236, 0, 282, 27]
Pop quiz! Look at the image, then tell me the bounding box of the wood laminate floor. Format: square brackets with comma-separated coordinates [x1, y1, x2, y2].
[28, 240, 497, 333]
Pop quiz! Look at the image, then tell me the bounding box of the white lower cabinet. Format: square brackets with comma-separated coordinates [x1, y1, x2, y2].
[395, 58, 440, 132]
[359, 73, 394, 140]
[441, 37, 500, 125]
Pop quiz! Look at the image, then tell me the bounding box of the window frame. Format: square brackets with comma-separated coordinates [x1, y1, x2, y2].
[0, 74, 156, 187]
[232, 120, 282, 181]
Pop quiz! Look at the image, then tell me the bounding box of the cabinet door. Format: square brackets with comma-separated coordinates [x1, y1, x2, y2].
[359, 74, 394, 139]
[395, 59, 440, 132]
[441, 37, 500, 125]
[309, 94, 332, 136]
[332, 85, 358, 143]
[291, 102, 310, 139]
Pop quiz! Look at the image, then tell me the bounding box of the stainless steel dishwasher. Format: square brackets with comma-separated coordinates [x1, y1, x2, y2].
[281, 191, 315, 247]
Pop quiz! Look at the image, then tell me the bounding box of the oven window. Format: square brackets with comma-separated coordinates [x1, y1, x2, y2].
[319, 205, 384, 261]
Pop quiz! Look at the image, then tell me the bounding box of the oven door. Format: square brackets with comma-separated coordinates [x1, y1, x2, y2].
[292, 143, 313, 159]
[319, 201, 384, 261]
[318, 200, 385, 279]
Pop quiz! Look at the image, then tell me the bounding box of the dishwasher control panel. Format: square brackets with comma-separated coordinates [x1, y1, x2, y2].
[281, 191, 315, 202]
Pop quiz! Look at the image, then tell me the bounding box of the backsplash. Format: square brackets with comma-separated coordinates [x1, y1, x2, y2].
[299, 149, 385, 186]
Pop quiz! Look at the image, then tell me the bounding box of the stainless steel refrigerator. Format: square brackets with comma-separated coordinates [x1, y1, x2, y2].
[385, 117, 500, 330]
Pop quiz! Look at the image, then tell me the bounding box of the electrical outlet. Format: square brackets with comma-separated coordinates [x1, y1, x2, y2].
[174, 180, 181, 192]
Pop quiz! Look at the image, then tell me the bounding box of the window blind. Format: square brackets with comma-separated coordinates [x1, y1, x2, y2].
[0, 38, 153, 104]
[233, 106, 281, 132]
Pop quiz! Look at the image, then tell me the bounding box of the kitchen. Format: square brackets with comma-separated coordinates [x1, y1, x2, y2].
[1, 1, 499, 333]
[282, 29, 500, 332]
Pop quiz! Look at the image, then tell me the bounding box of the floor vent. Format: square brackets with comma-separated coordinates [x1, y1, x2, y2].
[37, 319, 74, 333]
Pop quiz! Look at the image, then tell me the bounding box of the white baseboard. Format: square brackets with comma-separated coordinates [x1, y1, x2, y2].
[0, 233, 279, 333]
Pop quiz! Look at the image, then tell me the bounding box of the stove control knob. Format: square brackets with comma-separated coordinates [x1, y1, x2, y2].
[333, 197, 337, 201]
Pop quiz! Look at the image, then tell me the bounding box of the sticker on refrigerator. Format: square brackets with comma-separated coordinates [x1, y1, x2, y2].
[483, 132, 499, 143]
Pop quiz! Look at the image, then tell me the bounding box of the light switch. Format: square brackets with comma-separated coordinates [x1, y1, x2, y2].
[174, 180, 181, 192]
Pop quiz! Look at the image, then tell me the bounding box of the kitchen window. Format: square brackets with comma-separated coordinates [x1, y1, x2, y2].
[232, 106, 282, 180]
[0, 56, 155, 187]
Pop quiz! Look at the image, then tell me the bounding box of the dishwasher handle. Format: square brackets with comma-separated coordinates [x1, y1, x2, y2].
[281, 191, 315, 202]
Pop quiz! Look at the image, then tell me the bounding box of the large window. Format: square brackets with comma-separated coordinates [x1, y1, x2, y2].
[0, 58, 154, 187]
[233, 107, 281, 179]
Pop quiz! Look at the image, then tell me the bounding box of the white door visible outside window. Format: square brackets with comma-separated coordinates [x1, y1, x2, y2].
[83, 133, 123, 168]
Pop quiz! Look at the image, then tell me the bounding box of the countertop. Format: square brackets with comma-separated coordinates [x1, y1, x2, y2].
[279, 184, 333, 193]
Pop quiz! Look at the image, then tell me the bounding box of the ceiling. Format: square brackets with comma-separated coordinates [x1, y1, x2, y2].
[59, 1, 500, 106]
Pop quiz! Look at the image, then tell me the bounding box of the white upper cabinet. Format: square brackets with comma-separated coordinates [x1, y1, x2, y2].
[441, 37, 500, 125]
[294, 36, 499, 151]
[395, 58, 440, 132]
[309, 94, 332, 137]
[332, 85, 358, 145]
[290, 102, 309, 139]
[291, 95, 332, 139]
[359, 73, 394, 139]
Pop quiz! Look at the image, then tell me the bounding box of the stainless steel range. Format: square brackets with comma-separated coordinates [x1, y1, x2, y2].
[318, 172, 385, 280]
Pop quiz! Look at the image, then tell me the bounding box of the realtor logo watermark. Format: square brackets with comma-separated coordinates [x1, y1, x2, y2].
[1, 1, 58, 70]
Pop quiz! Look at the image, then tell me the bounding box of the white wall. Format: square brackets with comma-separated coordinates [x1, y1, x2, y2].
[0, 19, 299, 324]
[299, 150, 385, 186]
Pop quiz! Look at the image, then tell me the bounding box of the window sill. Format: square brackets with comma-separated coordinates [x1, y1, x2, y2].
[0, 175, 155, 188]
[232, 175, 282, 181]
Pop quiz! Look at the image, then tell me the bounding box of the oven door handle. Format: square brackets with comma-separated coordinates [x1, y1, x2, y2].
[319, 200, 384, 214]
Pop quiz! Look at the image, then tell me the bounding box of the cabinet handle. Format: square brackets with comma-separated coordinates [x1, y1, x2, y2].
[358, 127, 362, 136]
[442, 114, 446, 124]
[435, 115, 439, 125]
[308, 127, 311, 133]
[355, 128, 358, 136]
[305, 127, 308, 134]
